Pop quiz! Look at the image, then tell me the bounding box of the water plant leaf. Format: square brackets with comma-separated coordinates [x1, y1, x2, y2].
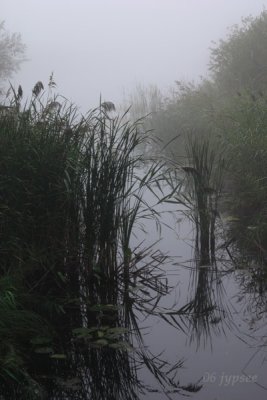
[224, 216, 240, 222]
[30, 336, 53, 345]
[50, 354, 67, 359]
[34, 347, 53, 354]
[94, 339, 109, 346]
[58, 377, 81, 390]
[72, 327, 94, 339]
[108, 341, 133, 351]
[89, 304, 119, 312]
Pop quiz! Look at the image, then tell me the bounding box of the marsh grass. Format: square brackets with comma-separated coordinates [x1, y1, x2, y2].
[0, 82, 190, 398]
[161, 134, 224, 265]
[183, 135, 224, 264]
[159, 133, 224, 266]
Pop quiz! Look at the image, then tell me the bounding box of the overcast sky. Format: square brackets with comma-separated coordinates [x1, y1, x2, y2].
[2, 0, 267, 111]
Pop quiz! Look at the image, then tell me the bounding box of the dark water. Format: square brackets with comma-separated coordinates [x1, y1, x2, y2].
[134, 192, 267, 400]
[19, 188, 267, 400]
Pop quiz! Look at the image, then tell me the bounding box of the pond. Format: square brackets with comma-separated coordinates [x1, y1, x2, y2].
[38, 184, 267, 400]
[134, 189, 267, 400]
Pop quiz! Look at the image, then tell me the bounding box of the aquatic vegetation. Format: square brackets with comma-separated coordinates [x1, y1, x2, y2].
[183, 135, 225, 265]
[0, 82, 195, 399]
[160, 133, 224, 266]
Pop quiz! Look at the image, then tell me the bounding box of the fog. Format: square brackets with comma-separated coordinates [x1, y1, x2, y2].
[2, 0, 267, 111]
[2, 2, 267, 399]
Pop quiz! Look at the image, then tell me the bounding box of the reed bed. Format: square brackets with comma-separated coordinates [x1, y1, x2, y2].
[0, 83, 188, 398]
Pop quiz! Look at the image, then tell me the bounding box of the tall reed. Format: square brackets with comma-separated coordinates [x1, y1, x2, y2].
[183, 134, 224, 265]
[0, 82, 176, 397]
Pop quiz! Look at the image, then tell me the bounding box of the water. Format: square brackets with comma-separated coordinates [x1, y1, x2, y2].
[133, 190, 267, 400]
[18, 180, 267, 400]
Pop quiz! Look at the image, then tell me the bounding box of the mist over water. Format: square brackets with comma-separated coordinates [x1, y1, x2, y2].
[2, 1, 267, 399]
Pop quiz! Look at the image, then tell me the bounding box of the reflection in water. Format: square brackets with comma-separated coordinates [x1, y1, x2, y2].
[155, 227, 233, 351]
[5, 163, 267, 399]
[138, 204, 267, 399]
[228, 245, 267, 316]
[184, 264, 228, 348]
[184, 226, 232, 348]
[24, 245, 201, 400]
[129, 172, 267, 399]
[222, 240, 267, 392]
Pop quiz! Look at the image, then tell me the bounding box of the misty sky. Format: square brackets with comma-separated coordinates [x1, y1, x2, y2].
[2, 0, 267, 111]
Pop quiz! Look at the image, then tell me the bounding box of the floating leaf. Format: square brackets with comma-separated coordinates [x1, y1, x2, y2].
[224, 216, 240, 222]
[34, 347, 53, 354]
[108, 341, 133, 351]
[50, 354, 67, 359]
[94, 339, 108, 346]
[30, 337, 53, 345]
[58, 377, 81, 390]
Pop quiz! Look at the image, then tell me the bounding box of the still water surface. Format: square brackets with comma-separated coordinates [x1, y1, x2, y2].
[134, 191, 267, 400]
[35, 185, 267, 400]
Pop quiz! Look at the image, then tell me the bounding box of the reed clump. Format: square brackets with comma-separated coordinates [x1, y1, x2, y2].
[0, 81, 165, 397]
[183, 135, 224, 265]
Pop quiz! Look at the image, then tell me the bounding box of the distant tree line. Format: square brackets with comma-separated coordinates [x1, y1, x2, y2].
[124, 10, 267, 255]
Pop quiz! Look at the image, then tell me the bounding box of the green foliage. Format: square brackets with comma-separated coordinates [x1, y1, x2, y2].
[0, 80, 172, 398]
[184, 136, 224, 264]
[193, 11, 267, 254]
[72, 325, 132, 351]
[0, 276, 52, 398]
[216, 91, 267, 251]
[209, 12, 267, 94]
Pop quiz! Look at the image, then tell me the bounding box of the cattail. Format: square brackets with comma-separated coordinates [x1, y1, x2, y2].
[32, 81, 44, 97]
[101, 101, 116, 112]
[17, 85, 23, 99]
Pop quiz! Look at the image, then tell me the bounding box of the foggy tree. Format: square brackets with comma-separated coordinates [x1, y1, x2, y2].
[140, 11, 267, 156]
[0, 21, 26, 84]
[121, 10, 267, 258]
[209, 11, 267, 94]
[120, 10, 267, 163]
